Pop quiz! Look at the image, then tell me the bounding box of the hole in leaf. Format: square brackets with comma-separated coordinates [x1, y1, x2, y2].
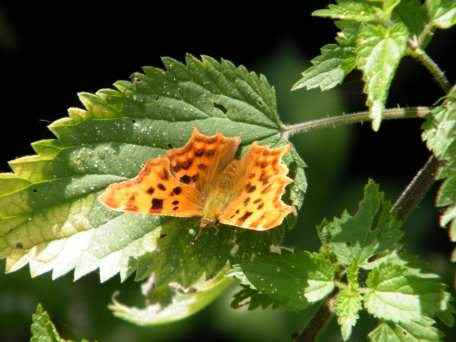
[213, 102, 227, 113]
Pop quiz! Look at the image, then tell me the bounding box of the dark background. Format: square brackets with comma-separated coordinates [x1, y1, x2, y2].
[0, 2, 455, 341]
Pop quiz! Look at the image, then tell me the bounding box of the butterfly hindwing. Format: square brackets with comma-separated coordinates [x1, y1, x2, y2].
[218, 143, 295, 230]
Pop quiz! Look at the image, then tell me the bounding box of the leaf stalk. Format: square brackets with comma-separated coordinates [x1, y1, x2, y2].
[281, 107, 430, 138]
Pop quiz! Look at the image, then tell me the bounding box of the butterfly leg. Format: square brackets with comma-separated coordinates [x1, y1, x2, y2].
[191, 227, 205, 245]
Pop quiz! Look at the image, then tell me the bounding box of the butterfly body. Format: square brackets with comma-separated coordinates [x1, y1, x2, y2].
[200, 160, 239, 227]
[100, 128, 295, 231]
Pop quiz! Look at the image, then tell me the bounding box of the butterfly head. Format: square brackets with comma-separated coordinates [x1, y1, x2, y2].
[200, 216, 218, 229]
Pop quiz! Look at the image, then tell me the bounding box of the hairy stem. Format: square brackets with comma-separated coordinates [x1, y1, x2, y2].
[417, 22, 435, 48]
[392, 156, 442, 221]
[391, 44, 450, 221]
[294, 293, 336, 342]
[409, 44, 451, 93]
[281, 106, 430, 138]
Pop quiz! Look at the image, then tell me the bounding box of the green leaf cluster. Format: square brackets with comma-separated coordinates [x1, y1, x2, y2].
[293, 0, 455, 131]
[234, 181, 454, 341]
[422, 86, 456, 261]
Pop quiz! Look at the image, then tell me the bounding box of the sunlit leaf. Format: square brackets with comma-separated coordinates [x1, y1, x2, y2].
[0, 56, 306, 288]
[234, 251, 336, 311]
[368, 317, 443, 342]
[355, 22, 408, 130]
[364, 264, 452, 323]
[335, 287, 362, 340]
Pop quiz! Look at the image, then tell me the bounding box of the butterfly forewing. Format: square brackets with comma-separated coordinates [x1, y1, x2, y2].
[99, 128, 241, 219]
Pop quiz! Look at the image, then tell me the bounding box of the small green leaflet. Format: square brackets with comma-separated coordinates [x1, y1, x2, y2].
[422, 86, 456, 260]
[317, 180, 403, 267]
[31, 303, 91, 342]
[291, 21, 358, 92]
[364, 264, 452, 324]
[426, 0, 456, 29]
[335, 287, 362, 341]
[0, 56, 306, 289]
[234, 251, 336, 311]
[356, 22, 408, 131]
[313, 0, 382, 22]
[31, 304, 66, 342]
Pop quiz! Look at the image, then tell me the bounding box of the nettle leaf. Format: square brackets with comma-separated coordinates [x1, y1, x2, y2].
[235, 251, 336, 311]
[313, 0, 382, 22]
[109, 270, 233, 326]
[364, 263, 452, 324]
[356, 22, 408, 131]
[422, 86, 456, 260]
[0, 55, 306, 290]
[426, 0, 456, 29]
[317, 180, 403, 267]
[292, 21, 358, 91]
[335, 287, 362, 341]
[368, 317, 444, 342]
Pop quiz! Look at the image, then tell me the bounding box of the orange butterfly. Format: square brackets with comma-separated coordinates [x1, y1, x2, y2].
[99, 128, 295, 231]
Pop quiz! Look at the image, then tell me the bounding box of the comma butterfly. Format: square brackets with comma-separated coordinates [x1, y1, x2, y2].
[99, 128, 295, 231]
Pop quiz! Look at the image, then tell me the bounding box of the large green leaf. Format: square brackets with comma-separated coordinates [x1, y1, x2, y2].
[0, 55, 306, 290]
[356, 22, 408, 130]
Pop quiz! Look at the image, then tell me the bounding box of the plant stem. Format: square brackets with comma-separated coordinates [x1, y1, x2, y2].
[294, 293, 336, 342]
[391, 43, 451, 221]
[409, 45, 451, 93]
[416, 22, 435, 48]
[391, 155, 442, 221]
[281, 106, 430, 138]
